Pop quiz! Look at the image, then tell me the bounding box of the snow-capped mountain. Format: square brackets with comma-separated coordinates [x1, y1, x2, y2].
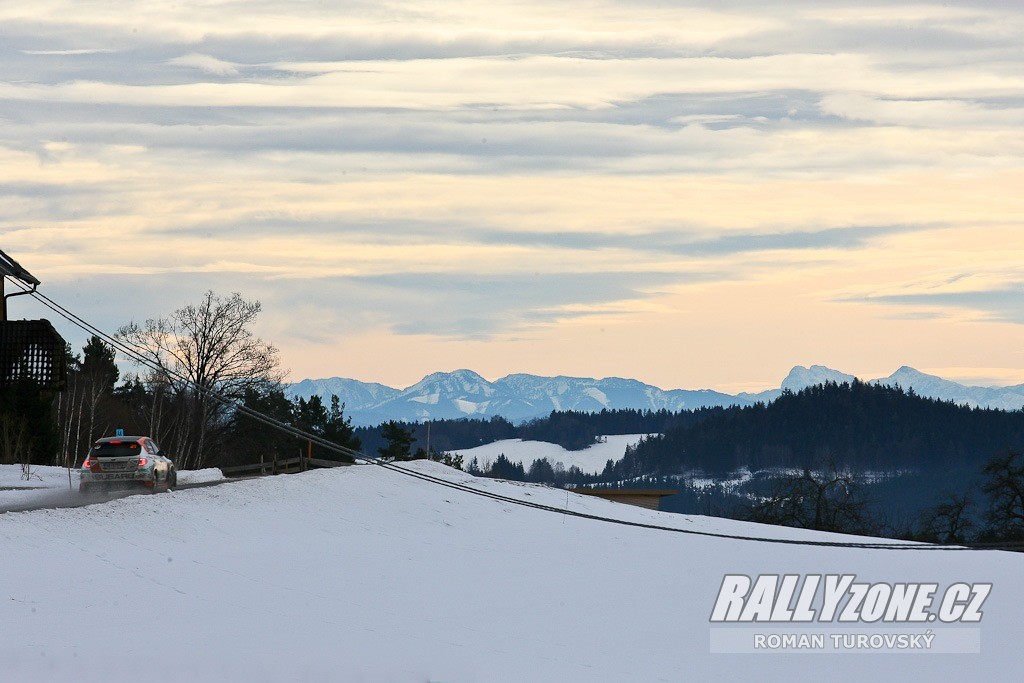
[872, 366, 1024, 411]
[385, 369, 500, 422]
[781, 364, 857, 393]
[288, 376, 399, 410]
[736, 365, 858, 404]
[287, 365, 1024, 426]
[492, 374, 739, 417]
[288, 370, 744, 425]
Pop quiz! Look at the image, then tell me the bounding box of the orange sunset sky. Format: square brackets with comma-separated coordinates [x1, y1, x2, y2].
[3, 1, 1023, 391]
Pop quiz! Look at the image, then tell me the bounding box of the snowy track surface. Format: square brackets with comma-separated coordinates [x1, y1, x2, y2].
[1, 461, 1021, 682]
[0, 465, 226, 513]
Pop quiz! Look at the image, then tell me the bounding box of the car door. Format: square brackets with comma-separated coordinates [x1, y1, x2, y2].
[143, 439, 166, 478]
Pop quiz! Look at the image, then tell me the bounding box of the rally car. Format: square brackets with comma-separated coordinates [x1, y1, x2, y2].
[79, 435, 177, 494]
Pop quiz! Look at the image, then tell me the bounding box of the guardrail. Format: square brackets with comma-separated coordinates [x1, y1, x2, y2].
[220, 456, 353, 477]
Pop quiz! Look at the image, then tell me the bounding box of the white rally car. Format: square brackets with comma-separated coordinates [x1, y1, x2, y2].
[80, 435, 177, 494]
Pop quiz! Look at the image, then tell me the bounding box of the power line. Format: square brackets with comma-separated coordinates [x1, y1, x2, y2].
[12, 279, 1023, 552]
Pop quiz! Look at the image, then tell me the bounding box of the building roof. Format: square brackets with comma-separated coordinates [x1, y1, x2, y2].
[572, 489, 678, 498]
[0, 249, 40, 286]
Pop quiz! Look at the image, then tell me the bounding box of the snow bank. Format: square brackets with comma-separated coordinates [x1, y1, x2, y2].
[450, 433, 649, 474]
[175, 468, 225, 485]
[0, 463, 78, 489]
[0, 464, 80, 510]
[0, 461, 1021, 682]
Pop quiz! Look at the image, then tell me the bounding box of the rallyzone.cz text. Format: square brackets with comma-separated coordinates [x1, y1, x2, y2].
[710, 574, 991, 623]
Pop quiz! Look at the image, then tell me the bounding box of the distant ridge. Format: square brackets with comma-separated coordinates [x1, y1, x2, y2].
[288, 365, 1024, 426]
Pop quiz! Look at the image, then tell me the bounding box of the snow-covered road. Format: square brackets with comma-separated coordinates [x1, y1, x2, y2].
[0, 465, 227, 514]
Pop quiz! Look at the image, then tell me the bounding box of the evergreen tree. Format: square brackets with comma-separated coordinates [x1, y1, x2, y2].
[378, 421, 415, 462]
[293, 395, 326, 433]
[486, 453, 526, 481]
[288, 394, 360, 460]
[226, 386, 297, 466]
[527, 457, 556, 483]
[81, 336, 119, 395]
[322, 395, 361, 458]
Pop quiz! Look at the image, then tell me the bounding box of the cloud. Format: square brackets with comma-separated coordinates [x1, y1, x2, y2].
[857, 285, 1024, 325]
[4, 0, 1024, 386]
[819, 94, 1024, 129]
[26, 268, 699, 344]
[341, 271, 685, 337]
[166, 52, 240, 77]
[474, 223, 942, 257]
[20, 48, 116, 55]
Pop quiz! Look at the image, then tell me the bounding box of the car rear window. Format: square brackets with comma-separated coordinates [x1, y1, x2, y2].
[92, 442, 143, 457]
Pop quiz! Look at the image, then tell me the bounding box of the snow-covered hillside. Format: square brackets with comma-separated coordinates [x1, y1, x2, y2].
[449, 434, 649, 474]
[1, 462, 1020, 682]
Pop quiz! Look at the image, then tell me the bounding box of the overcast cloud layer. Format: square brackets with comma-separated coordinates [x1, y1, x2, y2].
[3, 1, 1023, 390]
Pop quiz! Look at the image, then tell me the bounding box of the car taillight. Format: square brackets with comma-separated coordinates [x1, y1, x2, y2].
[82, 458, 91, 469]
[137, 457, 148, 467]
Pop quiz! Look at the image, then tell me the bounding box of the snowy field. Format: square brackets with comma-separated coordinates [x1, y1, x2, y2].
[449, 433, 649, 473]
[1, 461, 1021, 682]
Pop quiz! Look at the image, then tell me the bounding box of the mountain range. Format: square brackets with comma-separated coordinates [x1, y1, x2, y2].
[288, 365, 1024, 426]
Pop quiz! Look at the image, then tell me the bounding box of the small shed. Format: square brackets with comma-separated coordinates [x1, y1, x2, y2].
[572, 488, 678, 511]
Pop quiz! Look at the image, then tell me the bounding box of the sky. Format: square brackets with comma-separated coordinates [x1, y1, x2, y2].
[2, 0, 1023, 392]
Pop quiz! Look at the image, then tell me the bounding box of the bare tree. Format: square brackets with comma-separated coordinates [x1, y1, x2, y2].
[980, 451, 1024, 541]
[918, 491, 976, 544]
[745, 460, 879, 534]
[117, 291, 286, 469]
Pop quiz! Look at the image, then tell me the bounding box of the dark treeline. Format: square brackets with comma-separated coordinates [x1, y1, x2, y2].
[354, 406, 720, 456]
[4, 335, 361, 470]
[356, 416, 516, 457]
[2, 293, 368, 471]
[229, 388, 361, 465]
[606, 381, 1024, 480]
[465, 453, 594, 488]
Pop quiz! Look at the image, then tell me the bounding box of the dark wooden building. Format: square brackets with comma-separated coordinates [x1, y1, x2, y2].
[0, 248, 67, 392]
[572, 489, 678, 511]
